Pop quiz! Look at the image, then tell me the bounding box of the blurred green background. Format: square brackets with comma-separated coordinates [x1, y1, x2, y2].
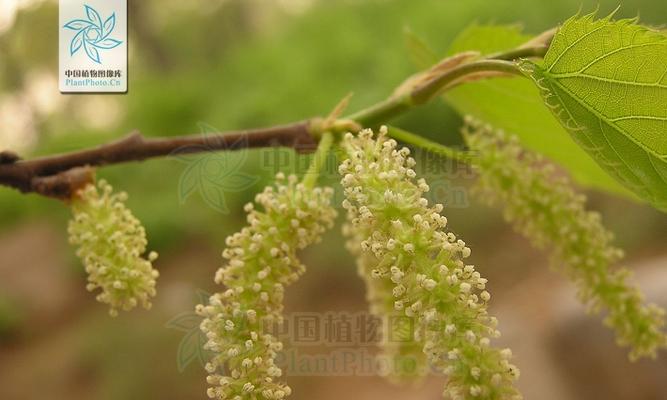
[1, 1, 666, 399]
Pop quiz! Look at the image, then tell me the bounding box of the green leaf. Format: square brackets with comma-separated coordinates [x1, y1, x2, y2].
[525, 13, 667, 211]
[448, 24, 528, 55]
[403, 27, 438, 70]
[444, 24, 633, 198]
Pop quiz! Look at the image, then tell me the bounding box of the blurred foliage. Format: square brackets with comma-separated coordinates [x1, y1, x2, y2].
[0, 294, 22, 339]
[77, 312, 203, 399]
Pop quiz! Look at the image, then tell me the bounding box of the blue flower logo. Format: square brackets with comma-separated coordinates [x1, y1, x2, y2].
[171, 123, 260, 214]
[63, 5, 122, 64]
[165, 290, 212, 372]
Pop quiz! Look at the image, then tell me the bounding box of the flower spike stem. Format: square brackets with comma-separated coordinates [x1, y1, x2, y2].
[302, 131, 334, 188]
[385, 125, 468, 163]
[346, 59, 523, 127]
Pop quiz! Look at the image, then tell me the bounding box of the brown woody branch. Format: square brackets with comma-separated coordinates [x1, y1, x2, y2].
[0, 121, 316, 199]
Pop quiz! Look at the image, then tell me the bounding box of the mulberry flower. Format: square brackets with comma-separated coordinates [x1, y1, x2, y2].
[340, 128, 521, 400]
[68, 180, 159, 317]
[342, 224, 428, 381]
[196, 173, 336, 400]
[462, 117, 667, 360]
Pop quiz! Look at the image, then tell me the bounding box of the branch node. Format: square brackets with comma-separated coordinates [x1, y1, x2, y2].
[31, 166, 95, 200]
[0, 151, 21, 164]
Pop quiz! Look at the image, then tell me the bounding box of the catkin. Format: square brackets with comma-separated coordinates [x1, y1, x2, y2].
[197, 173, 336, 400]
[463, 117, 667, 360]
[68, 180, 159, 316]
[340, 127, 521, 400]
[343, 223, 429, 381]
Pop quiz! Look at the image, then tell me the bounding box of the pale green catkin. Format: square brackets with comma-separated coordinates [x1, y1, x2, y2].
[340, 127, 521, 400]
[342, 224, 429, 382]
[68, 180, 159, 317]
[462, 117, 667, 360]
[196, 173, 336, 400]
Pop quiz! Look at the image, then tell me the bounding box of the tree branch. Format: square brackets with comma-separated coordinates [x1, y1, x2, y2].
[345, 45, 547, 127]
[0, 121, 315, 199]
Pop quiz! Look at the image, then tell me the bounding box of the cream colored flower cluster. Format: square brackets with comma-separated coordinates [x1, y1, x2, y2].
[463, 117, 667, 360]
[340, 127, 521, 400]
[342, 224, 429, 381]
[68, 180, 159, 317]
[196, 173, 336, 400]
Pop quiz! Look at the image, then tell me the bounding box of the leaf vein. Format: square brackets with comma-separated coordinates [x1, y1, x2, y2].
[547, 23, 609, 73]
[610, 115, 667, 122]
[552, 73, 667, 90]
[545, 72, 664, 159]
[578, 42, 667, 74]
